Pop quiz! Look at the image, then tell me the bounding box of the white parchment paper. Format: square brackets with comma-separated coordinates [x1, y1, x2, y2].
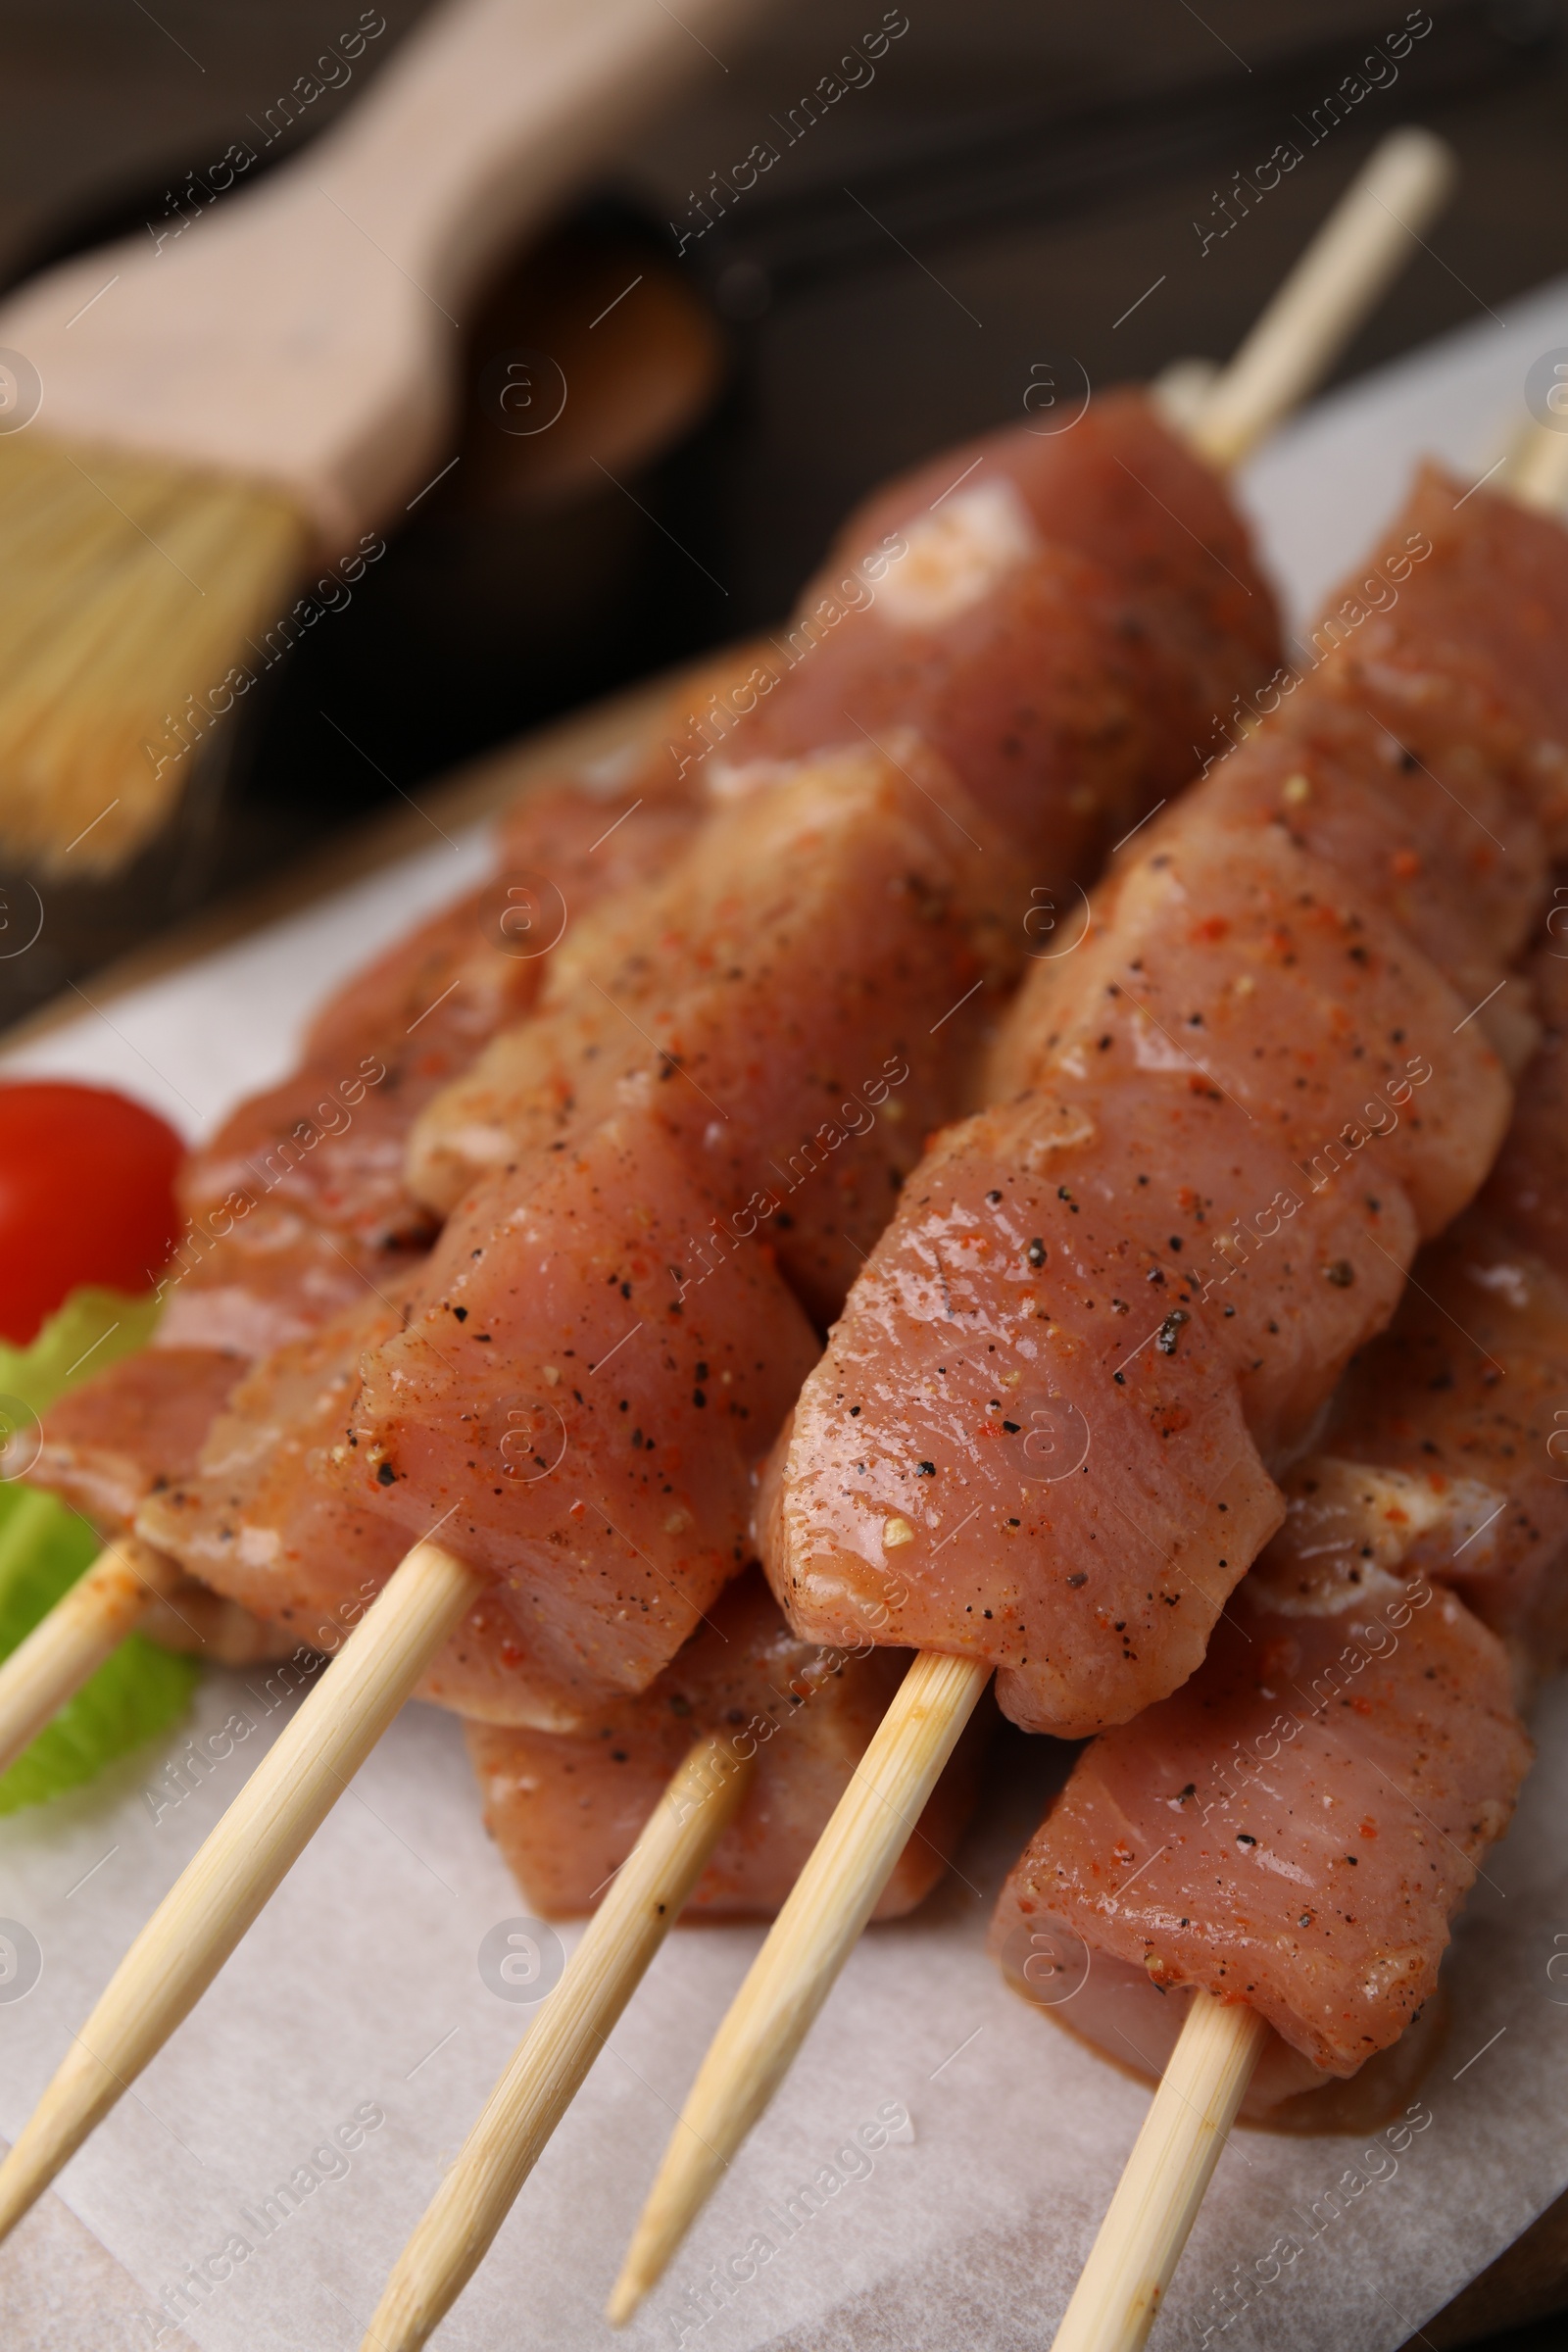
[6, 277, 1568, 2352]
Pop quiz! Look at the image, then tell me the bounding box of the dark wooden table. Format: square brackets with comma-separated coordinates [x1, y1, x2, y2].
[3, 4, 1568, 2338]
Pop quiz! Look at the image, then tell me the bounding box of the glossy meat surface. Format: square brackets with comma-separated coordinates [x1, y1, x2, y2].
[726, 390, 1280, 870]
[768, 475, 1563, 1738]
[351, 1108, 826, 1706]
[763, 1071, 1416, 1740]
[989, 1557, 1528, 2101]
[406, 736, 1018, 1300]
[989, 878, 1568, 2110]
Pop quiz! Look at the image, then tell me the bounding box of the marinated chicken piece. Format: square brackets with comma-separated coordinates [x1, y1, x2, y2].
[162, 780, 706, 1360]
[140, 1114, 822, 1724]
[991, 806, 1518, 1229]
[1307, 1220, 1568, 1659]
[767, 472, 1567, 1739]
[135, 1294, 413, 1664]
[760, 1069, 1416, 1741]
[714, 389, 1281, 870]
[405, 735, 1018, 1292]
[1091, 689, 1545, 1080]
[305, 775, 701, 1067]
[992, 890, 1568, 2118]
[29, 1348, 297, 1668]
[989, 1553, 1527, 2119]
[468, 1568, 991, 1917]
[33, 1346, 243, 1532]
[1322, 464, 1568, 802]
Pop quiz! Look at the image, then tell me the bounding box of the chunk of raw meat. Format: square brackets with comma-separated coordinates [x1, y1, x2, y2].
[767, 472, 1561, 1737]
[468, 1568, 991, 1917]
[988, 1556, 1528, 2114]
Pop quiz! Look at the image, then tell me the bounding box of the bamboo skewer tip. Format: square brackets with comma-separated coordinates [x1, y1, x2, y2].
[605, 2267, 646, 2328]
[0, 1537, 481, 2247]
[361, 1731, 755, 2352]
[606, 1648, 991, 2326]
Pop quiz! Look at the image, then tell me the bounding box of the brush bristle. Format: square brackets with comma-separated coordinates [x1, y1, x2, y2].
[0, 435, 308, 876]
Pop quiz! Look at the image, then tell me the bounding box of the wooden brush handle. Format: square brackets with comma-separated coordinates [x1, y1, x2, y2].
[0, 0, 760, 540]
[319, 0, 707, 313]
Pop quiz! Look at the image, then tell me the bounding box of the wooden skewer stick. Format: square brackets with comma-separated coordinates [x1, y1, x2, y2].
[1500, 414, 1568, 515]
[0, 1531, 185, 1776]
[606, 1648, 988, 2324]
[1186, 126, 1456, 469]
[362, 1732, 754, 2352]
[0, 1538, 479, 2243]
[1050, 1993, 1269, 2352]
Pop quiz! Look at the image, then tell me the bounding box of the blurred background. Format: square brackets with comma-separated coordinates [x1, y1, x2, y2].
[1, 0, 1566, 1023]
[4, 13, 1568, 2343]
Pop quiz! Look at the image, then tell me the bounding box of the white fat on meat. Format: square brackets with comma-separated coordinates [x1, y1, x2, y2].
[873, 478, 1039, 630]
[1465, 1255, 1537, 1311]
[705, 755, 809, 803]
[1254, 1454, 1508, 1613]
[708, 727, 928, 806]
[578, 739, 650, 796]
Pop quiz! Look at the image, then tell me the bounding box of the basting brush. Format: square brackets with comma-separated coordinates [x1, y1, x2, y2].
[0, 0, 755, 877]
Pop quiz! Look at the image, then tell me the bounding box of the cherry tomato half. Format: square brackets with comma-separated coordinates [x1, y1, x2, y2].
[0, 1082, 183, 1345]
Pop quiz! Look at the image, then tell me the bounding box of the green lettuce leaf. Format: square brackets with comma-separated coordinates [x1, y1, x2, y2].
[0, 1284, 162, 1421]
[0, 1288, 199, 1813]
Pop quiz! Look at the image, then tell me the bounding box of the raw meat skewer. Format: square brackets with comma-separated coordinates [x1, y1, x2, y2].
[607, 431, 1568, 2317]
[352, 144, 1480, 2348]
[0, 140, 1445, 2272]
[0, 750, 701, 1771]
[0, 726, 1017, 2245]
[1042, 713, 1568, 2344]
[0, 286, 1280, 1761]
